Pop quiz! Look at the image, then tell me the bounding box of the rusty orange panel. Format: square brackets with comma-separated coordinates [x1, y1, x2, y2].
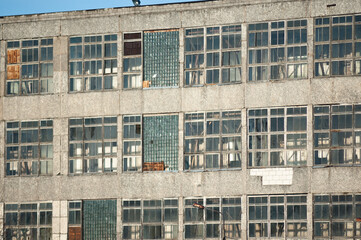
[69, 227, 82, 240]
[7, 49, 20, 64]
[7, 65, 20, 80]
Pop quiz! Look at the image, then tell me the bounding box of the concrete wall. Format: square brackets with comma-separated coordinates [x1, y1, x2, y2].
[0, 0, 360, 239]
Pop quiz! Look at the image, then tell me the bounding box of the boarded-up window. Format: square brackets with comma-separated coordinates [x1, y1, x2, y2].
[7, 65, 20, 80]
[69, 227, 82, 240]
[7, 49, 20, 64]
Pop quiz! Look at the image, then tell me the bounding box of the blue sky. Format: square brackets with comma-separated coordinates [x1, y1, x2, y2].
[0, 0, 203, 17]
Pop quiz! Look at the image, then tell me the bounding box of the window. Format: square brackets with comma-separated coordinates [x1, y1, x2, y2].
[122, 199, 178, 239]
[5, 120, 53, 176]
[68, 200, 117, 240]
[184, 197, 241, 239]
[248, 107, 307, 167]
[123, 115, 179, 172]
[5, 202, 52, 239]
[185, 25, 242, 86]
[123, 30, 179, 89]
[248, 20, 307, 81]
[314, 194, 361, 239]
[69, 34, 117, 92]
[314, 104, 361, 166]
[6, 39, 53, 95]
[315, 15, 361, 76]
[248, 195, 307, 239]
[69, 117, 117, 174]
[184, 111, 241, 170]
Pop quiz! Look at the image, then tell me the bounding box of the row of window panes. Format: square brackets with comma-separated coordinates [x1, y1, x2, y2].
[5, 120, 53, 176]
[69, 34, 118, 92]
[184, 111, 242, 170]
[4, 202, 52, 240]
[6, 39, 53, 95]
[69, 117, 118, 174]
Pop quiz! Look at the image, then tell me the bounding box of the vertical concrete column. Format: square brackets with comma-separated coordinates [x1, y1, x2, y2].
[307, 193, 313, 240]
[53, 36, 69, 94]
[178, 196, 184, 239]
[117, 198, 122, 240]
[241, 108, 248, 183]
[178, 112, 184, 171]
[0, 202, 3, 238]
[307, 17, 314, 81]
[117, 116, 123, 173]
[117, 25, 123, 90]
[306, 104, 314, 167]
[241, 194, 247, 239]
[52, 200, 68, 240]
[0, 121, 5, 203]
[52, 118, 62, 177]
[241, 23, 248, 84]
[0, 39, 5, 97]
[59, 118, 69, 176]
[179, 28, 184, 87]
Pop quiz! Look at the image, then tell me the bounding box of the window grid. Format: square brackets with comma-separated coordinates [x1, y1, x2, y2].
[122, 115, 179, 172]
[248, 107, 307, 167]
[5, 120, 53, 177]
[184, 110, 242, 171]
[123, 32, 143, 89]
[314, 14, 361, 76]
[313, 194, 361, 239]
[248, 20, 308, 82]
[248, 195, 307, 239]
[6, 39, 54, 95]
[184, 197, 242, 239]
[69, 117, 117, 174]
[314, 104, 361, 166]
[4, 202, 52, 240]
[184, 25, 242, 86]
[122, 199, 179, 239]
[69, 34, 118, 92]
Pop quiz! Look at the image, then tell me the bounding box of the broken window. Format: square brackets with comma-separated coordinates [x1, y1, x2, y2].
[69, 117, 117, 174]
[122, 199, 178, 239]
[123, 30, 179, 89]
[5, 120, 53, 176]
[184, 197, 241, 239]
[68, 200, 117, 240]
[6, 39, 53, 95]
[314, 194, 361, 238]
[184, 111, 241, 170]
[123, 115, 178, 172]
[185, 25, 241, 86]
[315, 15, 361, 76]
[314, 104, 361, 166]
[248, 107, 307, 167]
[69, 34, 117, 92]
[248, 195, 307, 239]
[248, 20, 307, 81]
[5, 202, 52, 239]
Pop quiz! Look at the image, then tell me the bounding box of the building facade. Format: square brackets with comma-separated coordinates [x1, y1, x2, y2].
[0, 0, 361, 239]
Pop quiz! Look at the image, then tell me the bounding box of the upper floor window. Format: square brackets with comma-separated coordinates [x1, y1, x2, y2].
[314, 194, 361, 238]
[184, 111, 241, 171]
[184, 25, 242, 86]
[314, 15, 361, 76]
[5, 202, 52, 239]
[314, 104, 361, 166]
[69, 34, 118, 92]
[6, 39, 53, 95]
[69, 117, 117, 174]
[122, 199, 178, 239]
[5, 120, 53, 176]
[248, 195, 307, 239]
[248, 20, 307, 81]
[123, 30, 179, 89]
[184, 197, 242, 239]
[123, 114, 179, 172]
[248, 107, 307, 167]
